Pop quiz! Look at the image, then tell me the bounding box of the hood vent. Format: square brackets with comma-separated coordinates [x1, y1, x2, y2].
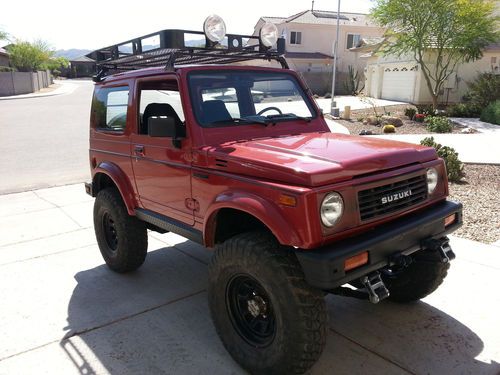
[215, 158, 228, 168]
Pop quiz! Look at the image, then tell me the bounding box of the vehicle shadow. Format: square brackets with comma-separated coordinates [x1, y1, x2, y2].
[61, 244, 499, 375]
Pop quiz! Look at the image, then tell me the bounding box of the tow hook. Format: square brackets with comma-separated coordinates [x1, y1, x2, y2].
[421, 237, 456, 263]
[361, 271, 390, 304]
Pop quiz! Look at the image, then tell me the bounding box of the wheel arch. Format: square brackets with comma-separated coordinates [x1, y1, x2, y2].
[92, 162, 138, 215]
[203, 191, 301, 248]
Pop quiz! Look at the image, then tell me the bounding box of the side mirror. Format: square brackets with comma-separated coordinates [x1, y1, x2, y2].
[148, 116, 185, 148]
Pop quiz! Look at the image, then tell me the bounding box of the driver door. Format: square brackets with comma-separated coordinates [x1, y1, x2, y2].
[130, 77, 193, 225]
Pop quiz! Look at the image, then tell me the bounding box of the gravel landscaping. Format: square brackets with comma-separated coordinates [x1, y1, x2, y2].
[331, 105, 470, 135]
[448, 164, 500, 244]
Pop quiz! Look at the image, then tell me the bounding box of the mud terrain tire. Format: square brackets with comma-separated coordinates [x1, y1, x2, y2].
[94, 188, 147, 272]
[382, 250, 450, 302]
[208, 232, 327, 374]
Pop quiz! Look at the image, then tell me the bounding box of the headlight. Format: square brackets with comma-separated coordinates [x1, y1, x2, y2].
[260, 22, 278, 48]
[426, 167, 438, 194]
[320, 192, 344, 227]
[203, 14, 226, 43]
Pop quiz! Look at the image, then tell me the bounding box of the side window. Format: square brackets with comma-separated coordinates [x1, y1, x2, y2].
[346, 34, 361, 49]
[138, 82, 185, 135]
[290, 31, 302, 45]
[92, 86, 129, 131]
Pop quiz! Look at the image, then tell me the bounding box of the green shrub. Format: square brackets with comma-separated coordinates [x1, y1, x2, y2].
[467, 72, 500, 108]
[404, 107, 416, 119]
[416, 104, 434, 115]
[425, 116, 453, 133]
[420, 137, 464, 182]
[383, 124, 396, 133]
[446, 103, 481, 118]
[480, 100, 500, 125]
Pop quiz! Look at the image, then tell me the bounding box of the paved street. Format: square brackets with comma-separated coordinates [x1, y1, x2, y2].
[0, 183, 499, 374]
[0, 80, 93, 194]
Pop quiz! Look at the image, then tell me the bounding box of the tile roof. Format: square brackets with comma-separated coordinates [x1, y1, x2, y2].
[0, 47, 9, 56]
[260, 10, 375, 27]
[285, 52, 333, 59]
[70, 55, 95, 63]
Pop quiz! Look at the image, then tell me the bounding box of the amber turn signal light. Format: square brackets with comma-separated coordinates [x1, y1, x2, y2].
[344, 251, 369, 272]
[444, 214, 456, 227]
[278, 194, 297, 207]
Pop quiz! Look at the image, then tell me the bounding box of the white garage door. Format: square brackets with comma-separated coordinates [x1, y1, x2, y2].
[381, 68, 416, 102]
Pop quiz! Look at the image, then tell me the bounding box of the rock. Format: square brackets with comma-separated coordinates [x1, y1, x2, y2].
[359, 130, 374, 135]
[366, 116, 380, 125]
[460, 127, 477, 134]
[381, 115, 404, 127]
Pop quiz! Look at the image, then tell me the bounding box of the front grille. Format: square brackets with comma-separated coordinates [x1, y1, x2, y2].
[358, 174, 428, 221]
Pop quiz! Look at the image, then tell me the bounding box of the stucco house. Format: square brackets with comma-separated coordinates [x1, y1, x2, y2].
[252, 9, 385, 94]
[352, 39, 500, 105]
[0, 47, 10, 68]
[69, 55, 96, 78]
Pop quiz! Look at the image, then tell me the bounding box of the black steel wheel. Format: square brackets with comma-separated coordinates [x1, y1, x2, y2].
[102, 211, 119, 254]
[94, 188, 148, 273]
[226, 274, 276, 347]
[208, 232, 327, 375]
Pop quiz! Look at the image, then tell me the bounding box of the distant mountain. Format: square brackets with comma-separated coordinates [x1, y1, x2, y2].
[55, 49, 92, 60]
[54, 39, 206, 61]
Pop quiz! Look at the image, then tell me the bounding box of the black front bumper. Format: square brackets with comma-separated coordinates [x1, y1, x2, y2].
[295, 200, 463, 290]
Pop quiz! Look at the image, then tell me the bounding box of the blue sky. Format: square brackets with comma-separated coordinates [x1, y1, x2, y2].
[1, 0, 374, 50]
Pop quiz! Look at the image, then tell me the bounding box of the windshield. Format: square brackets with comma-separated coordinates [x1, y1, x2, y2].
[188, 71, 316, 127]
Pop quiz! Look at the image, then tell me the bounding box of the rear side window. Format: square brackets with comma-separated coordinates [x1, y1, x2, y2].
[92, 86, 129, 131]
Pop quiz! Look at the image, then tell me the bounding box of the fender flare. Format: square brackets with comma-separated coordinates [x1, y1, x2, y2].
[203, 190, 301, 247]
[93, 162, 138, 215]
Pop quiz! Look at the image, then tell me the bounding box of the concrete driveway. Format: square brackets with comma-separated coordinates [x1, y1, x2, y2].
[0, 183, 499, 374]
[315, 96, 406, 113]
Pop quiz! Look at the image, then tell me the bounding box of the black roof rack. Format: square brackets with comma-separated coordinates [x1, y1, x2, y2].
[87, 29, 288, 82]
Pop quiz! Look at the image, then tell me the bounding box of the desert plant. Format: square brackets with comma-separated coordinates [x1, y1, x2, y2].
[414, 113, 426, 123]
[404, 107, 417, 119]
[425, 116, 453, 133]
[480, 100, 500, 125]
[343, 65, 365, 95]
[383, 124, 396, 133]
[446, 103, 481, 118]
[467, 72, 500, 108]
[420, 137, 464, 182]
[416, 104, 434, 115]
[359, 94, 380, 118]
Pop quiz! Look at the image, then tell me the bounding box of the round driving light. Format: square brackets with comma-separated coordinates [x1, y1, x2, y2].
[426, 167, 438, 194]
[260, 22, 278, 48]
[320, 192, 344, 227]
[203, 14, 226, 43]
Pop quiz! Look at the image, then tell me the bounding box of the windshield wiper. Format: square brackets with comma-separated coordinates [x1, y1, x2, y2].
[208, 117, 270, 126]
[266, 113, 312, 123]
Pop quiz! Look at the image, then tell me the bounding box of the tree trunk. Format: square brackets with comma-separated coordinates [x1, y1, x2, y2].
[431, 95, 439, 111]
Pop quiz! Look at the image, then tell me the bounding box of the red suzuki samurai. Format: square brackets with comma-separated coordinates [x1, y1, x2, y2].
[85, 16, 462, 374]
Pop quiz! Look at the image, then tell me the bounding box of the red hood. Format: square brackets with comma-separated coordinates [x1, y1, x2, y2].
[202, 132, 437, 187]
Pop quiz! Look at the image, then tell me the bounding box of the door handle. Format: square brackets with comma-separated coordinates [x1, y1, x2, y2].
[134, 145, 145, 156]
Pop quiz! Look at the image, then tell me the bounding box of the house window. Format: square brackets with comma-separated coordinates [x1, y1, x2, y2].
[346, 34, 361, 49]
[290, 31, 302, 45]
[492, 57, 497, 64]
